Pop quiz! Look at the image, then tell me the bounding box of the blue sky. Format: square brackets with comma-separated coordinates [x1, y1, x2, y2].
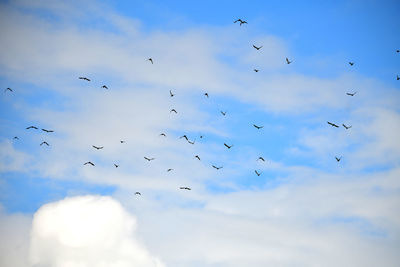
[0, 1, 399, 266]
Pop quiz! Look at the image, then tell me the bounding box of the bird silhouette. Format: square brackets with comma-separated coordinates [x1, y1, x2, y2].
[169, 90, 175, 97]
[234, 19, 247, 25]
[221, 111, 226, 116]
[147, 58, 153, 64]
[4, 87, 13, 93]
[180, 135, 189, 141]
[188, 139, 196, 145]
[144, 157, 155, 161]
[254, 69, 259, 72]
[114, 164, 119, 168]
[120, 140, 125, 143]
[84, 161, 95, 166]
[327, 121, 339, 128]
[167, 168, 173, 172]
[26, 126, 38, 130]
[13, 136, 19, 140]
[286, 58, 292, 64]
[253, 45, 263, 50]
[258, 157, 265, 162]
[204, 92, 209, 98]
[335, 156, 342, 162]
[195, 155, 201, 161]
[40, 141, 49, 146]
[342, 124, 352, 129]
[253, 124, 263, 129]
[180, 187, 191, 190]
[170, 109, 177, 114]
[79, 77, 90, 81]
[397, 75, 400, 81]
[92, 145, 104, 150]
[42, 129, 54, 133]
[397, 50, 399, 53]
[212, 165, 223, 170]
[135, 192, 141, 195]
[346, 92, 357, 96]
[160, 133, 167, 137]
[224, 143, 233, 149]
[101, 85, 108, 89]
[349, 62, 354, 66]
[255, 170, 261, 176]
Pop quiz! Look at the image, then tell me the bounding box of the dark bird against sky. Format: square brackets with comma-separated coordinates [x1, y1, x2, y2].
[253, 124, 263, 129]
[212, 165, 223, 170]
[26, 126, 38, 130]
[327, 121, 339, 128]
[144, 157, 155, 161]
[342, 124, 352, 129]
[255, 170, 261, 176]
[346, 92, 357, 96]
[79, 77, 90, 81]
[4, 87, 13, 93]
[84, 161, 95, 166]
[253, 45, 263, 50]
[234, 19, 247, 25]
[224, 143, 233, 149]
[40, 141, 49, 146]
[286, 57, 292, 64]
[92, 145, 103, 150]
[335, 156, 342, 162]
[147, 58, 153, 64]
[42, 129, 54, 133]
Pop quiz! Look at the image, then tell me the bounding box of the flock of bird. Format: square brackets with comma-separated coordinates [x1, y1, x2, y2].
[4, 19, 400, 195]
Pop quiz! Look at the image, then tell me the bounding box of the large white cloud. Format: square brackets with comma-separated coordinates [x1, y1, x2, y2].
[29, 195, 164, 267]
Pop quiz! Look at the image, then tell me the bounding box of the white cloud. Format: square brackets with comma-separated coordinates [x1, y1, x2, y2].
[29, 195, 164, 267]
[0, 140, 31, 172]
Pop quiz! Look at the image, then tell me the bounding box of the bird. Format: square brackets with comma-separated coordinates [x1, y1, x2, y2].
[255, 170, 261, 176]
[26, 126, 38, 130]
[335, 156, 342, 162]
[144, 157, 155, 161]
[397, 50, 399, 53]
[346, 92, 357, 96]
[180, 187, 191, 190]
[224, 143, 233, 149]
[212, 165, 223, 170]
[41, 129, 54, 133]
[160, 133, 167, 137]
[147, 58, 153, 64]
[180, 135, 189, 141]
[79, 77, 90, 81]
[234, 19, 247, 26]
[4, 87, 13, 93]
[170, 109, 177, 114]
[253, 124, 263, 129]
[13, 136, 19, 140]
[253, 45, 263, 50]
[167, 168, 173, 172]
[327, 121, 339, 128]
[92, 145, 103, 150]
[195, 155, 201, 161]
[114, 164, 119, 168]
[397, 75, 400, 81]
[120, 140, 125, 143]
[349, 62, 354, 66]
[258, 157, 265, 162]
[286, 58, 292, 64]
[188, 139, 195, 145]
[84, 161, 95, 166]
[221, 111, 226, 116]
[342, 124, 352, 129]
[204, 92, 209, 98]
[200, 135, 203, 139]
[169, 90, 175, 97]
[254, 69, 259, 72]
[135, 192, 141, 195]
[40, 141, 49, 146]
[101, 85, 108, 89]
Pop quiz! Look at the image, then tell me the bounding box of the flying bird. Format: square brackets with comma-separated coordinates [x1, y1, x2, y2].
[346, 92, 357, 96]
[180, 187, 191, 190]
[253, 124, 263, 129]
[254, 69, 259, 72]
[42, 129, 54, 133]
[286, 58, 292, 64]
[397, 75, 400, 81]
[170, 109, 177, 114]
[258, 157, 265, 162]
[234, 19, 247, 25]
[147, 58, 153, 64]
[92, 145, 104, 150]
[40, 141, 49, 146]
[397, 50, 399, 53]
[114, 164, 119, 168]
[224, 143, 233, 149]
[335, 156, 342, 162]
[4, 87, 12, 93]
[169, 90, 175, 97]
[135, 192, 141, 195]
[255, 170, 261, 176]
[120, 140, 125, 143]
[204, 92, 209, 98]
[342, 124, 352, 129]
[167, 168, 173, 172]
[212, 165, 223, 170]
[160, 133, 167, 137]
[180, 135, 189, 141]
[327, 121, 339, 128]
[195, 155, 201, 161]
[84, 161, 95, 166]
[187, 139, 195, 145]
[144, 157, 155, 161]
[101, 85, 108, 89]
[13, 136, 19, 140]
[79, 77, 90, 81]
[221, 111, 226, 116]
[349, 62, 354, 66]
[26, 126, 38, 130]
[253, 45, 263, 50]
